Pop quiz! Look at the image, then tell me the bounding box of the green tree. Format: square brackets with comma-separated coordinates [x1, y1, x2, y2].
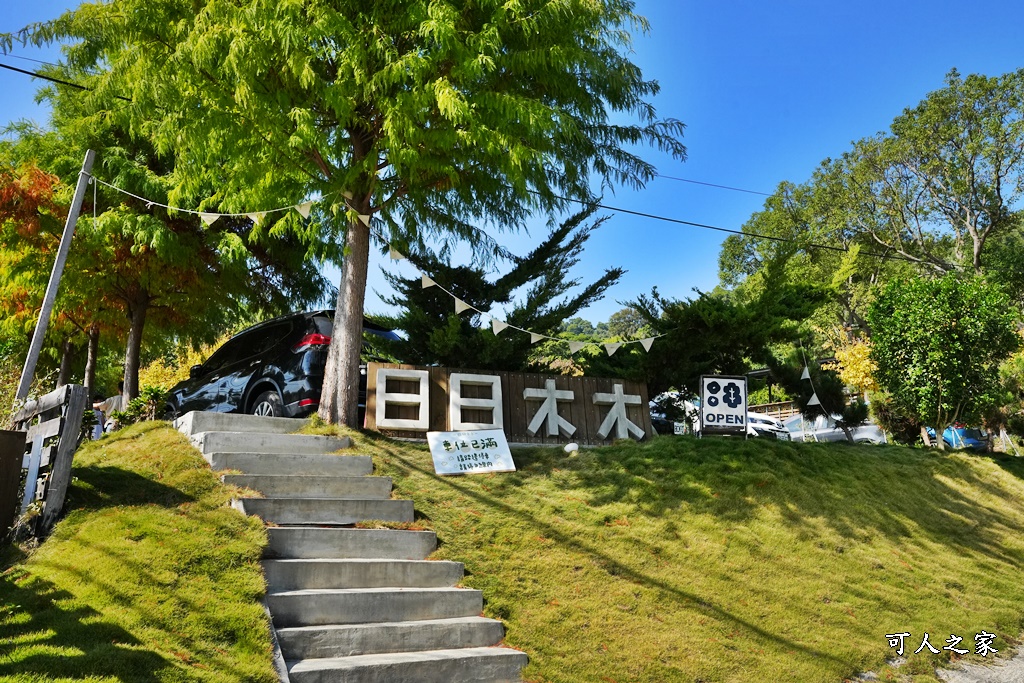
[630, 264, 826, 397]
[719, 69, 1024, 339]
[868, 274, 1019, 450]
[606, 306, 648, 340]
[372, 207, 622, 371]
[14, 0, 685, 425]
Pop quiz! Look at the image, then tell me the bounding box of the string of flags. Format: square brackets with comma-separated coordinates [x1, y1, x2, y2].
[87, 173, 667, 356]
[799, 343, 821, 407]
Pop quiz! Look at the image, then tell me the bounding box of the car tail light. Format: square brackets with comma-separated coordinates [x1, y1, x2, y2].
[298, 398, 319, 407]
[293, 333, 331, 352]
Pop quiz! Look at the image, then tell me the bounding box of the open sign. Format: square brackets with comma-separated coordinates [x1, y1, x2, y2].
[700, 375, 747, 436]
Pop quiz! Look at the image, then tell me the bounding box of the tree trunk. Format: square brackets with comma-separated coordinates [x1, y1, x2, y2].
[319, 213, 371, 427]
[123, 293, 149, 400]
[920, 425, 932, 447]
[84, 323, 99, 393]
[56, 336, 75, 388]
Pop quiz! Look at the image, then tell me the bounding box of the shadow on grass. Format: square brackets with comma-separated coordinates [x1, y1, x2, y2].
[67, 465, 194, 510]
[379, 443, 854, 669]
[509, 437, 1024, 570]
[0, 570, 169, 681]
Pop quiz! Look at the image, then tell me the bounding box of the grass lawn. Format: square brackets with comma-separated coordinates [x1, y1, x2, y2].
[0, 422, 277, 683]
[4, 420, 1024, 682]
[319, 427, 1024, 683]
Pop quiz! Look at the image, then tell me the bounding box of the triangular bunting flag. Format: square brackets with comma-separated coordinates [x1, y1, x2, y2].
[530, 332, 544, 344]
[800, 366, 811, 380]
[807, 392, 821, 407]
[568, 341, 587, 354]
[455, 298, 473, 314]
[640, 337, 655, 352]
[199, 212, 219, 226]
[389, 248, 405, 260]
[604, 342, 622, 356]
[492, 319, 508, 335]
[296, 201, 313, 218]
[245, 212, 266, 224]
[358, 214, 371, 227]
[421, 275, 436, 289]
[341, 190, 353, 200]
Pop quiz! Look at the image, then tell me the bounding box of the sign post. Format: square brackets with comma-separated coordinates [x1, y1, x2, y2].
[700, 375, 748, 438]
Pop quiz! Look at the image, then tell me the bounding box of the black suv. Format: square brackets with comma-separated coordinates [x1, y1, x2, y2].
[165, 311, 398, 419]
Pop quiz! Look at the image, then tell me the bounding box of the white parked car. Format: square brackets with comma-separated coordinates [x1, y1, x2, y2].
[650, 392, 789, 440]
[783, 413, 887, 444]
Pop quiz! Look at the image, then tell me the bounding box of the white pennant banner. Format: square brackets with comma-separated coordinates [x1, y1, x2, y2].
[640, 337, 655, 352]
[296, 201, 314, 218]
[341, 190, 353, 200]
[492, 319, 508, 335]
[604, 342, 622, 356]
[422, 275, 437, 289]
[246, 212, 266, 224]
[455, 298, 473, 314]
[199, 212, 219, 226]
[530, 332, 544, 344]
[807, 392, 821, 407]
[358, 214, 371, 227]
[389, 248, 405, 260]
[800, 366, 811, 380]
[568, 341, 587, 354]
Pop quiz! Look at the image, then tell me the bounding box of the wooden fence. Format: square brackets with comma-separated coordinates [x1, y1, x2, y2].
[0, 430, 25, 539]
[365, 363, 654, 446]
[10, 384, 88, 537]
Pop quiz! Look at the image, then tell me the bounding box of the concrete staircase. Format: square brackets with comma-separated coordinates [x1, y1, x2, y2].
[175, 411, 527, 683]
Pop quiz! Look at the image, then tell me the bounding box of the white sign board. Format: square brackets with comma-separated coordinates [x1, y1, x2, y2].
[427, 429, 517, 476]
[700, 375, 748, 436]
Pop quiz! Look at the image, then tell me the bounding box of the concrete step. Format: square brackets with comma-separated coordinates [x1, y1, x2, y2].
[208, 452, 372, 476]
[277, 617, 506, 659]
[234, 498, 414, 526]
[223, 474, 392, 499]
[174, 411, 308, 437]
[263, 559, 465, 591]
[264, 527, 437, 560]
[286, 647, 528, 683]
[192, 431, 351, 456]
[266, 587, 484, 628]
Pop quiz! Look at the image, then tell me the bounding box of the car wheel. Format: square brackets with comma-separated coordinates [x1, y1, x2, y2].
[251, 390, 283, 417]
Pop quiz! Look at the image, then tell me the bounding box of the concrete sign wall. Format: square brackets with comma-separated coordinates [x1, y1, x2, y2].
[366, 363, 654, 446]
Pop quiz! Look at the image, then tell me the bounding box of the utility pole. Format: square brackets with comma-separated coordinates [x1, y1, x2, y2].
[16, 149, 96, 401]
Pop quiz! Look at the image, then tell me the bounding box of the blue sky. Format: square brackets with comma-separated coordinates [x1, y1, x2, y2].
[3, 1, 1024, 325]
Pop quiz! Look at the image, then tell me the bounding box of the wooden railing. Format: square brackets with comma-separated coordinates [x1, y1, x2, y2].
[9, 384, 88, 537]
[748, 400, 800, 421]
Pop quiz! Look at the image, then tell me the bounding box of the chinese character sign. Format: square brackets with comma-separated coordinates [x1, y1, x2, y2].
[700, 375, 747, 435]
[427, 429, 517, 476]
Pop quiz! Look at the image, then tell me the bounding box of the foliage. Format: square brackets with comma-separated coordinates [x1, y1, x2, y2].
[871, 391, 924, 446]
[825, 340, 879, 394]
[372, 207, 623, 371]
[868, 274, 1020, 449]
[560, 317, 610, 340]
[0, 422, 276, 681]
[629, 262, 826, 396]
[718, 68, 1024, 335]
[110, 386, 168, 428]
[138, 337, 227, 391]
[11, 0, 686, 425]
[314, 426, 1024, 682]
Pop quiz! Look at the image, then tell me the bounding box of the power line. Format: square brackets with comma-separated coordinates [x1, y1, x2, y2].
[0, 61, 131, 102]
[3, 53, 58, 68]
[538, 190, 918, 264]
[655, 173, 772, 196]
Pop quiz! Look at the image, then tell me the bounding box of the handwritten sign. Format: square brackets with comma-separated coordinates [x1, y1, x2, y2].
[426, 429, 516, 476]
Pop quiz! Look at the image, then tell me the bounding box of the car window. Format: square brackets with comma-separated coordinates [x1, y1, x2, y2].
[202, 337, 248, 374]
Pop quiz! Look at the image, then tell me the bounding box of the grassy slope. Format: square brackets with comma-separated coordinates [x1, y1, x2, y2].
[334, 430, 1024, 683]
[0, 422, 277, 683]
